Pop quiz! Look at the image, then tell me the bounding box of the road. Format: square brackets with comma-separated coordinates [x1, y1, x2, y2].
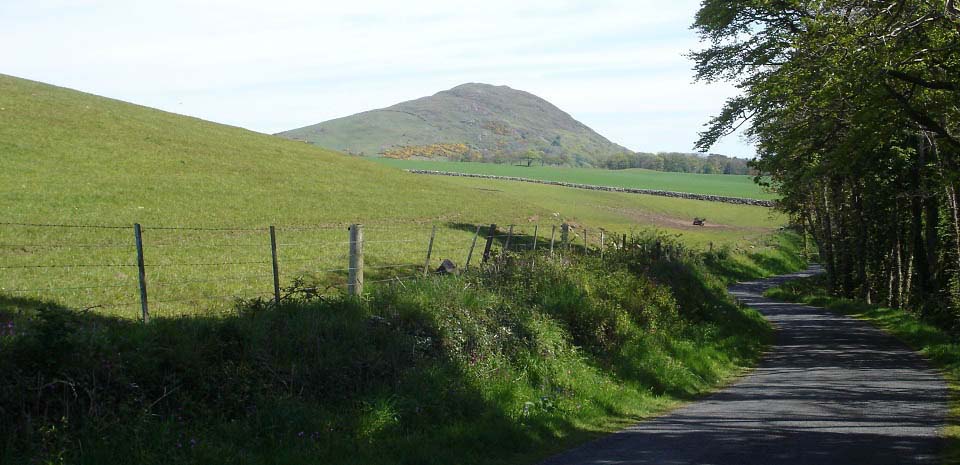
[540, 267, 947, 465]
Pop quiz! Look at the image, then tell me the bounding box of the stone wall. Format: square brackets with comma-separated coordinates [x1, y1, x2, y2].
[406, 170, 776, 207]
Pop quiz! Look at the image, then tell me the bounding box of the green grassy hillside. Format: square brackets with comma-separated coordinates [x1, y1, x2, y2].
[375, 159, 775, 199]
[0, 74, 785, 317]
[0, 78, 529, 227]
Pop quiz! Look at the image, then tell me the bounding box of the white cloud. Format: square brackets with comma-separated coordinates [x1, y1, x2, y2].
[0, 0, 753, 155]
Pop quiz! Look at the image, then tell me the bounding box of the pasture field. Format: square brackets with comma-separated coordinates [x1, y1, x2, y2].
[0, 74, 785, 318]
[373, 158, 775, 200]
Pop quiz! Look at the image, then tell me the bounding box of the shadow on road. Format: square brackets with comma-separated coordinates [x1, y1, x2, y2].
[541, 266, 948, 465]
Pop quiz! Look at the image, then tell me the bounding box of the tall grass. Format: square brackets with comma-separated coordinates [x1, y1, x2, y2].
[0, 232, 804, 465]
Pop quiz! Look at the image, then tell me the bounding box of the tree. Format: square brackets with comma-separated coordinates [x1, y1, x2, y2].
[692, 0, 960, 327]
[519, 149, 543, 167]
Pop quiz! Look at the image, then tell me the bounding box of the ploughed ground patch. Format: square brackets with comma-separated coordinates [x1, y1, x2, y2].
[599, 206, 770, 232]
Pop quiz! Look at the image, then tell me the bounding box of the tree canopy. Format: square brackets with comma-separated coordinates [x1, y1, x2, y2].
[693, 0, 960, 328]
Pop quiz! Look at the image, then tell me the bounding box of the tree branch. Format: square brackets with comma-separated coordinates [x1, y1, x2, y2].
[884, 69, 960, 91]
[882, 82, 960, 149]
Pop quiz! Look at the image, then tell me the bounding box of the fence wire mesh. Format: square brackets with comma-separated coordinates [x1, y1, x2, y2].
[0, 221, 629, 319]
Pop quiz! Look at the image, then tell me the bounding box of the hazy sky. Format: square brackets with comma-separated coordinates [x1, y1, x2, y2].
[1, 0, 754, 157]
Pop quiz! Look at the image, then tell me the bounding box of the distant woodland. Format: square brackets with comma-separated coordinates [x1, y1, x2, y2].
[598, 152, 752, 175]
[381, 143, 753, 175]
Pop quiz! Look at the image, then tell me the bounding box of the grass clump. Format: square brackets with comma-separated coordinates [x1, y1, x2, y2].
[0, 233, 803, 465]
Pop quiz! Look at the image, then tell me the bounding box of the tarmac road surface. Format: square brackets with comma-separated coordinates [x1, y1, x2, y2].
[540, 267, 947, 465]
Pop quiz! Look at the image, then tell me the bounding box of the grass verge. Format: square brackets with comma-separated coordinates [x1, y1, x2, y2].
[1, 232, 804, 464]
[764, 275, 960, 464]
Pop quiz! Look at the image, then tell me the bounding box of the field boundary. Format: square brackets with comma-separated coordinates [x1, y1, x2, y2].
[2, 220, 659, 320]
[406, 169, 776, 207]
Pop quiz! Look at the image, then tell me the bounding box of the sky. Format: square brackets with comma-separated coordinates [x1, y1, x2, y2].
[0, 0, 754, 157]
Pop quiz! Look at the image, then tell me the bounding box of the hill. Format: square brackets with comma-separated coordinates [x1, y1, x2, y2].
[0, 74, 784, 317]
[276, 83, 632, 165]
[0, 75, 543, 228]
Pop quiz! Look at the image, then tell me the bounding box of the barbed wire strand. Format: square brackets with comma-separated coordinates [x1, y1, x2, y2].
[276, 241, 352, 247]
[274, 225, 351, 232]
[0, 263, 137, 269]
[366, 275, 420, 284]
[151, 292, 268, 304]
[0, 222, 129, 229]
[87, 301, 143, 309]
[278, 255, 348, 263]
[3, 283, 134, 293]
[145, 243, 267, 249]
[362, 239, 424, 244]
[144, 226, 266, 232]
[294, 266, 355, 274]
[144, 260, 270, 267]
[151, 272, 270, 286]
[365, 263, 418, 270]
[0, 243, 133, 249]
[291, 283, 348, 293]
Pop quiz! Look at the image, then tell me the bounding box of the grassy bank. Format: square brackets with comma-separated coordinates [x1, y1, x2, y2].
[1, 232, 804, 465]
[764, 276, 960, 463]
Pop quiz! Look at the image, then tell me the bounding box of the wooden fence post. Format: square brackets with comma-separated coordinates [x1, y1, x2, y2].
[270, 226, 281, 305]
[348, 224, 363, 296]
[532, 224, 539, 251]
[561, 223, 570, 250]
[465, 224, 481, 269]
[482, 224, 497, 263]
[133, 223, 149, 324]
[584, 228, 589, 254]
[501, 225, 514, 258]
[422, 225, 437, 276]
[599, 230, 605, 260]
[549, 225, 557, 255]
[622, 233, 627, 250]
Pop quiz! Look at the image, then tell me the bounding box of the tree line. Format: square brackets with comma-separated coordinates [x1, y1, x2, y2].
[599, 152, 752, 174]
[693, 0, 960, 329]
[380, 142, 753, 175]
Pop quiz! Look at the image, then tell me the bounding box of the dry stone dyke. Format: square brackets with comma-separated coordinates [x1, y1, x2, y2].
[406, 170, 775, 207]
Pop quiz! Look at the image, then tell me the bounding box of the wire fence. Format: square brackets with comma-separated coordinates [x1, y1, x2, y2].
[0, 220, 634, 321]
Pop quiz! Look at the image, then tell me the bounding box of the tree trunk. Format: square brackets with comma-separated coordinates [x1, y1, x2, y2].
[912, 132, 930, 302]
[819, 184, 838, 292]
[923, 133, 940, 294]
[832, 181, 854, 296]
[854, 182, 868, 299]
